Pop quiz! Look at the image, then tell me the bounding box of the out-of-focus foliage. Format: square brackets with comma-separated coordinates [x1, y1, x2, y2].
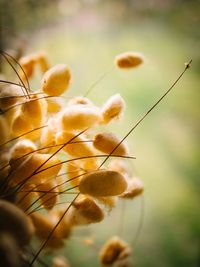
[0, 0, 59, 70]
[0, 1, 199, 266]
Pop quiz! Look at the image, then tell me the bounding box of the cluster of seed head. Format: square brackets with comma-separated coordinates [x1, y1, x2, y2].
[0, 51, 144, 267]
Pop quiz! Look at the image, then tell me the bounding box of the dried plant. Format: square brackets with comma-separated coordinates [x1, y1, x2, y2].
[0, 49, 191, 267]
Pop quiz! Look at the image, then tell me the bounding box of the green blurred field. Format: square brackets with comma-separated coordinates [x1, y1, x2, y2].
[2, 1, 199, 266]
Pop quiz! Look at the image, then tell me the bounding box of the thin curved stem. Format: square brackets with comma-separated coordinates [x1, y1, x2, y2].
[29, 192, 80, 266]
[99, 60, 192, 168]
[0, 51, 30, 98]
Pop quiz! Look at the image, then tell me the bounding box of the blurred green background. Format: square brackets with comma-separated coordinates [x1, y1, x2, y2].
[0, 1, 199, 266]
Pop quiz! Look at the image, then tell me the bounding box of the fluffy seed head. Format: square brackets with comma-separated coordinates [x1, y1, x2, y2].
[0, 152, 10, 179]
[108, 159, 130, 177]
[66, 161, 83, 187]
[34, 51, 50, 73]
[93, 132, 128, 156]
[47, 97, 63, 113]
[79, 170, 127, 197]
[56, 131, 100, 171]
[40, 126, 55, 147]
[0, 116, 10, 145]
[21, 94, 47, 127]
[10, 139, 36, 159]
[0, 84, 22, 109]
[115, 51, 144, 69]
[54, 209, 73, 239]
[11, 111, 41, 140]
[0, 232, 21, 267]
[101, 94, 125, 124]
[120, 177, 144, 199]
[0, 200, 34, 247]
[36, 180, 59, 210]
[40, 117, 59, 151]
[16, 185, 35, 211]
[61, 105, 100, 131]
[11, 111, 33, 136]
[53, 256, 71, 267]
[9, 153, 61, 185]
[41, 64, 71, 96]
[19, 55, 36, 79]
[67, 96, 93, 106]
[30, 212, 65, 249]
[99, 236, 131, 265]
[96, 196, 117, 211]
[56, 131, 95, 157]
[69, 196, 104, 225]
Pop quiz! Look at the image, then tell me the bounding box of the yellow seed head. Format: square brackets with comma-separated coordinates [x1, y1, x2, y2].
[61, 105, 100, 131]
[96, 196, 117, 211]
[36, 180, 59, 210]
[93, 132, 128, 156]
[54, 209, 73, 239]
[120, 177, 144, 199]
[21, 94, 47, 127]
[0, 84, 22, 109]
[99, 236, 131, 265]
[0, 116, 10, 145]
[0, 232, 21, 267]
[79, 170, 127, 197]
[56, 131, 95, 157]
[40, 117, 59, 151]
[41, 64, 71, 96]
[47, 97, 63, 113]
[108, 159, 130, 177]
[30, 212, 65, 249]
[12, 110, 33, 136]
[19, 55, 36, 80]
[10, 139, 36, 159]
[69, 196, 104, 225]
[16, 185, 35, 211]
[115, 51, 144, 69]
[67, 96, 93, 106]
[40, 126, 56, 148]
[66, 161, 83, 187]
[34, 51, 50, 73]
[0, 152, 10, 179]
[0, 200, 34, 247]
[56, 131, 99, 172]
[53, 256, 71, 267]
[9, 153, 61, 185]
[101, 94, 125, 124]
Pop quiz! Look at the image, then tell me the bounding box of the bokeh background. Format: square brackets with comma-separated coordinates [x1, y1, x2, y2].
[0, 1, 199, 266]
